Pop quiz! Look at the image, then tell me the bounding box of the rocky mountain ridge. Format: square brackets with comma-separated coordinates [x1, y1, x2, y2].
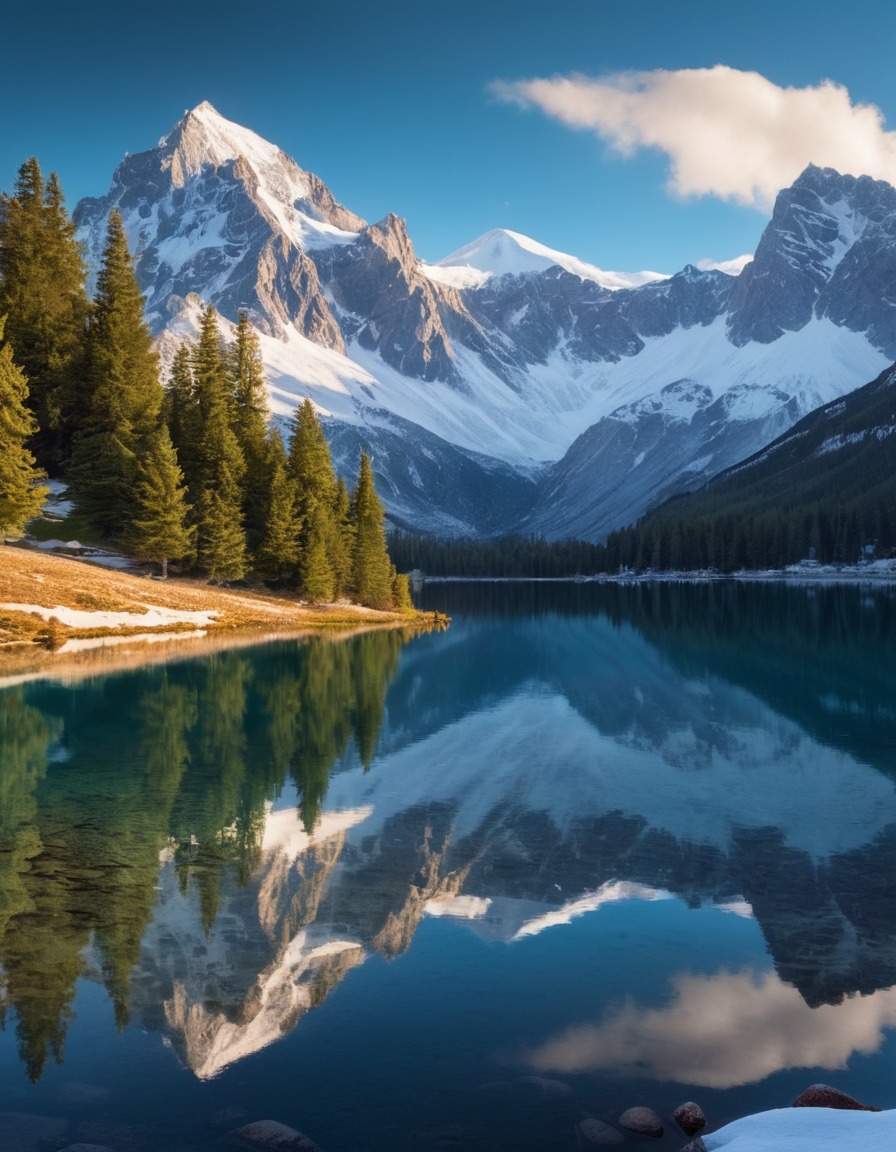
[74, 104, 896, 540]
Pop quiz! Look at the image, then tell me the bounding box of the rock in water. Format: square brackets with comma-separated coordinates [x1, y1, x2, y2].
[619, 1106, 664, 1137]
[679, 1140, 708, 1152]
[236, 1120, 324, 1150]
[578, 1117, 625, 1144]
[58, 1146, 119, 1152]
[791, 1083, 881, 1111]
[517, 1074, 574, 1098]
[673, 1101, 707, 1135]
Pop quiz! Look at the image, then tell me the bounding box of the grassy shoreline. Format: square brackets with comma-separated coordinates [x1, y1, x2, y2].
[0, 545, 444, 683]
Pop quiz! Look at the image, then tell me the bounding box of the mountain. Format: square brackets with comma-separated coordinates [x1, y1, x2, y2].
[628, 359, 896, 563]
[74, 106, 896, 540]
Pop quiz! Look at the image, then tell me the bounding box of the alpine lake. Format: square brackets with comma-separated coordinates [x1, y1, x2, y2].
[1, 580, 895, 1151]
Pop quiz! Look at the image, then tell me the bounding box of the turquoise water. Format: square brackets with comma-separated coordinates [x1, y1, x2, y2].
[1, 581, 895, 1150]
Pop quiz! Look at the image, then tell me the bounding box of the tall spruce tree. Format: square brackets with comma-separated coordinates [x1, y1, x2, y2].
[254, 434, 301, 582]
[287, 398, 340, 599]
[191, 305, 248, 580]
[69, 211, 163, 538]
[0, 319, 48, 534]
[0, 160, 88, 470]
[227, 312, 270, 548]
[350, 451, 394, 609]
[164, 342, 200, 493]
[122, 425, 194, 578]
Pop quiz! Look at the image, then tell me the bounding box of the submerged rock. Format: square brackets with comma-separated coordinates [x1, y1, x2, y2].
[679, 1140, 708, 1152]
[58, 1145, 119, 1152]
[673, 1101, 707, 1136]
[0, 1113, 68, 1152]
[517, 1074, 574, 1098]
[619, 1106, 664, 1137]
[791, 1083, 881, 1111]
[578, 1117, 625, 1145]
[236, 1120, 324, 1150]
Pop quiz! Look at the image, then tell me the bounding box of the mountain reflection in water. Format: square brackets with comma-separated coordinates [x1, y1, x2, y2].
[1, 582, 895, 1148]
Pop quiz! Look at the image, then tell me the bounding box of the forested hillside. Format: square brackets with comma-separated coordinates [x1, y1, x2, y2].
[0, 159, 409, 609]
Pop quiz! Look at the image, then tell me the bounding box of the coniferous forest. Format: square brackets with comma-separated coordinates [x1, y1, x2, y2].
[0, 159, 410, 609]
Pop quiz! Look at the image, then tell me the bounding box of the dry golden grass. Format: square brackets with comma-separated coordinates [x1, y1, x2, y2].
[0, 545, 444, 682]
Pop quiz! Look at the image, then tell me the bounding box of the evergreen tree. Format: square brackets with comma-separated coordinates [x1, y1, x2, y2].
[0, 160, 87, 469]
[254, 455, 301, 582]
[0, 319, 48, 534]
[288, 398, 339, 598]
[164, 342, 200, 492]
[122, 425, 195, 577]
[69, 211, 163, 538]
[186, 305, 248, 579]
[331, 475, 353, 598]
[192, 302, 230, 427]
[351, 451, 393, 608]
[300, 500, 336, 602]
[227, 312, 270, 548]
[196, 407, 248, 581]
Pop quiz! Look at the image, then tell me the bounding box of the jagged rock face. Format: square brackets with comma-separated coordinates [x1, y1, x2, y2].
[74, 102, 353, 347]
[319, 212, 505, 385]
[727, 165, 896, 352]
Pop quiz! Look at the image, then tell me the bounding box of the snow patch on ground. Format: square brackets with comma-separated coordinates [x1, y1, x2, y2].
[0, 603, 217, 629]
[703, 1106, 896, 1150]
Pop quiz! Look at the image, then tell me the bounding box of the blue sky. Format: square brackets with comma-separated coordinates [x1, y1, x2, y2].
[4, 0, 896, 273]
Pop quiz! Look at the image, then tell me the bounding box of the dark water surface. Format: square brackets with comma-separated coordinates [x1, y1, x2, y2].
[1, 581, 895, 1150]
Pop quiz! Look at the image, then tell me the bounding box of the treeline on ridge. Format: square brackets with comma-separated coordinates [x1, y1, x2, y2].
[0, 158, 409, 609]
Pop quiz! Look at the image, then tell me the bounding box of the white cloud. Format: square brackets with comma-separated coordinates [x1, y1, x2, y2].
[492, 66, 896, 209]
[523, 967, 896, 1088]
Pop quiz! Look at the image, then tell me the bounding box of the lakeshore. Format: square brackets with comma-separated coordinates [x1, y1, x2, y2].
[0, 545, 444, 684]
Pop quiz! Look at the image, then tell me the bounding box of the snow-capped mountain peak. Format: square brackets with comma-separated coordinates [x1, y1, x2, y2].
[160, 101, 285, 184]
[425, 228, 666, 291]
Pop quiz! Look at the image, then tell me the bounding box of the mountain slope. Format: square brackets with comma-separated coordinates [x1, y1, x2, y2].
[621, 361, 896, 567]
[73, 107, 896, 540]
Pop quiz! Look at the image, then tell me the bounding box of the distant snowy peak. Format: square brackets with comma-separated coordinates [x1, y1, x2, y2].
[425, 228, 667, 291]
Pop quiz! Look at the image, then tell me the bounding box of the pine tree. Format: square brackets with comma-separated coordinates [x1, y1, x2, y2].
[254, 455, 301, 583]
[331, 475, 353, 598]
[69, 211, 163, 538]
[300, 500, 336, 602]
[288, 398, 339, 598]
[0, 160, 88, 470]
[192, 302, 230, 427]
[164, 342, 201, 493]
[197, 484, 248, 581]
[227, 311, 270, 548]
[190, 305, 248, 580]
[122, 426, 194, 577]
[0, 319, 48, 534]
[351, 451, 394, 608]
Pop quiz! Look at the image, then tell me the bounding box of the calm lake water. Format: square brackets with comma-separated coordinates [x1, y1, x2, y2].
[1, 581, 895, 1151]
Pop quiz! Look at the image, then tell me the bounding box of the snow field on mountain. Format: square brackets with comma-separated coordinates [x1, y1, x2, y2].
[250, 313, 891, 469]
